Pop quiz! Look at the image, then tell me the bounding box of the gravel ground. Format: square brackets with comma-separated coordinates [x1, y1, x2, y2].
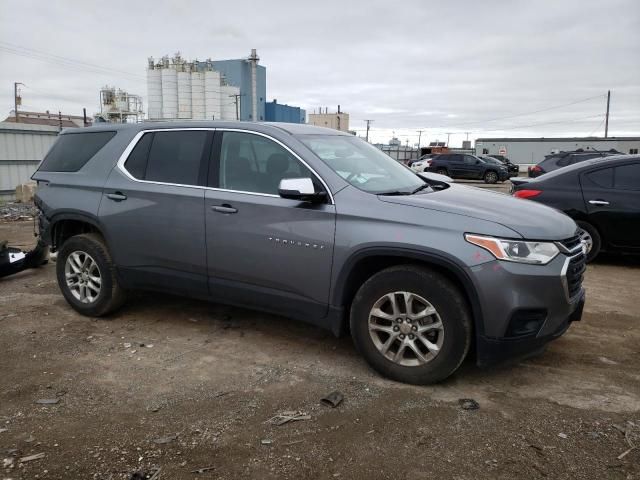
[0, 201, 37, 222]
[1, 184, 639, 479]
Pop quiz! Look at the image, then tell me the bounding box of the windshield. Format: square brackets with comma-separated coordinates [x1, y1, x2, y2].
[299, 135, 426, 194]
[482, 156, 502, 165]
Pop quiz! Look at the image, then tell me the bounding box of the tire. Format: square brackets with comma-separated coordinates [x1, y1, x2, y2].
[349, 265, 472, 385]
[484, 170, 498, 184]
[56, 233, 126, 317]
[436, 168, 448, 176]
[576, 221, 601, 263]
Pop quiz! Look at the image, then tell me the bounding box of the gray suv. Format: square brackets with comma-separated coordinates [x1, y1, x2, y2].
[32, 122, 586, 384]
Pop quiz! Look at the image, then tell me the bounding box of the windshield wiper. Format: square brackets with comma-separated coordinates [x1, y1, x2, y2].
[411, 183, 431, 194]
[377, 190, 412, 196]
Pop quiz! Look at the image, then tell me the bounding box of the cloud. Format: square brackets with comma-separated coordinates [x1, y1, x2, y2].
[0, 0, 638, 145]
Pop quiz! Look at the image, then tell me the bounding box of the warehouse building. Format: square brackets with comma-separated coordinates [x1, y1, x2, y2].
[264, 100, 306, 123]
[475, 137, 640, 165]
[308, 107, 350, 132]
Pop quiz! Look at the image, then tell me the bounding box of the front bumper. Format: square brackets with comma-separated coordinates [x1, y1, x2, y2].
[469, 253, 585, 366]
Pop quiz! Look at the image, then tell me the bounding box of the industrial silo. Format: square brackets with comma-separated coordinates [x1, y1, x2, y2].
[204, 70, 221, 121]
[161, 68, 178, 119]
[191, 71, 205, 120]
[221, 85, 240, 121]
[147, 67, 163, 120]
[177, 68, 192, 119]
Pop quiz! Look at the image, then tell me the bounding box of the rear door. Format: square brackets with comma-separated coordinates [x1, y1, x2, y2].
[581, 160, 640, 249]
[98, 129, 213, 295]
[462, 155, 482, 179]
[448, 154, 466, 177]
[204, 130, 336, 320]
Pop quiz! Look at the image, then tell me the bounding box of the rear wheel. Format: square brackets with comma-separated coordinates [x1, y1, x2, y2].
[436, 168, 448, 176]
[350, 265, 472, 384]
[484, 171, 498, 184]
[56, 233, 126, 317]
[576, 221, 601, 263]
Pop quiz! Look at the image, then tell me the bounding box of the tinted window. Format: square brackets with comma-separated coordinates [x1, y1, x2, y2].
[39, 131, 116, 172]
[556, 155, 571, 167]
[124, 133, 152, 179]
[586, 167, 613, 188]
[464, 155, 478, 165]
[614, 163, 640, 190]
[219, 131, 314, 195]
[145, 131, 208, 185]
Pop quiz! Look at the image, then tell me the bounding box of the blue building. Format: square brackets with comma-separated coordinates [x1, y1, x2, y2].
[211, 59, 266, 121]
[264, 100, 306, 124]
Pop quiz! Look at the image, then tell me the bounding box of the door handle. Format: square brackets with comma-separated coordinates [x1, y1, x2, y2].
[588, 200, 609, 206]
[211, 204, 238, 214]
[106, 192, 127, 202]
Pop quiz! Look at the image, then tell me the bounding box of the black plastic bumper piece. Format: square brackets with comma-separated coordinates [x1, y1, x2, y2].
[476, 292, 585, 367]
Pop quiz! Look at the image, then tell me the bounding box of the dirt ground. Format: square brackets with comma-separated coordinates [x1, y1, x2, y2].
[1, 184, 639, 479]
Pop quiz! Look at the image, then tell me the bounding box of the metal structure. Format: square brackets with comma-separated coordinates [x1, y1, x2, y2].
[95, 86, 144, 124]
[146, 52, 254, 121]
[0, 122, 58, 200]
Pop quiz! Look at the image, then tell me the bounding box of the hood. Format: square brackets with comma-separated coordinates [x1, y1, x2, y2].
[378, 184, 577, 240]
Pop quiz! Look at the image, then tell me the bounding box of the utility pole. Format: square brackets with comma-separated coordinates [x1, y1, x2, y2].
[604, 90, 611, 138]
[446, 132, 452, 146]
[14, 82, 24, 122]
[364, 119, 374, 142]
[417, 129, 423, 152]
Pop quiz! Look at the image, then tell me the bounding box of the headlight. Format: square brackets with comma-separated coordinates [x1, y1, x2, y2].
[465, 234, 559, 265]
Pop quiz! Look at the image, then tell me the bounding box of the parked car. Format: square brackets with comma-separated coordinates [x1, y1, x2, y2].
[426, 153, 509, 183]
[528, 149, 622, 178]
[33, 122, 585, 384]
[480, 154, 519, 177]
[512, 155, 640, 262]
[408, 154, 434, 170]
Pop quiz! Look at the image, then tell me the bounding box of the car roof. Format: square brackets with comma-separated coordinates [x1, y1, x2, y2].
[535, 154, 638, 180]
[60, 121, 350, 137]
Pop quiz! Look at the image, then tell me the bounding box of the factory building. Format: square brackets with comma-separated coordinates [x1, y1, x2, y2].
[146, 50, 264, 122]
[308, 107, 350, 132]
[265, 100, 306, 124]
[94, 86, 144, 123]
[475, 137, 640, 165]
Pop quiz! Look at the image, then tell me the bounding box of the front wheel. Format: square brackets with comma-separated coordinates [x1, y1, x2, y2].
[484, 171, 498, 184]
[576, 221, 601, 263]
[56, 233, 126, 317]
[436, 168, 448, 176]
[350, 265, 472, 384]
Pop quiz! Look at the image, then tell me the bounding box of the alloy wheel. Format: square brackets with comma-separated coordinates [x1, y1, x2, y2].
[65, 251, 102, 304]
[578, 228, 593, 254]
[368, 291, 444, 367]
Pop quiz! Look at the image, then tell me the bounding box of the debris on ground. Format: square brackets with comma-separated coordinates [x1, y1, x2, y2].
[129, 468, 161, 480]
[616, 421, 638, 460]
[3, 457, 14, 468]
[0, 428, 7, 433]
[191, 465, 215, 474]
[19, 452, 45, 463]
[35, 398, 60, 405]
[261, 439, 272, 445]
[458, 398, 480, 410]
[152, 434, 177, 444]
[558, 433, 568, 439]
[0, 202, 36, 222]
[268, 411, 312, 426]
[320, 391, 344, 408]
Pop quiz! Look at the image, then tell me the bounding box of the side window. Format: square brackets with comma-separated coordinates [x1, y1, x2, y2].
[124, 133, 153, 179]
[629, 148, 638, 155]
[39, 131, 116, 172]
[464, 155, 477, 165]
[482, 148, 489, 154]
[145, 131, 208, 185]
[557, 155, 571, 167]
[218, 131, 315, 195]
[614, 163, 640, 190]
[585, 167, 613, 188]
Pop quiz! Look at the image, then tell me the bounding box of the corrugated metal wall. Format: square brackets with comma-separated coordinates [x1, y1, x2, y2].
[0, 122, 59, 200]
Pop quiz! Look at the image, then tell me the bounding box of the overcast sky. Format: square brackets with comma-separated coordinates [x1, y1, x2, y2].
[0, 0, 638, 146]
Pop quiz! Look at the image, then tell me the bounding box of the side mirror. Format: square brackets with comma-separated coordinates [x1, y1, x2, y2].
[278, 178, 327, 203]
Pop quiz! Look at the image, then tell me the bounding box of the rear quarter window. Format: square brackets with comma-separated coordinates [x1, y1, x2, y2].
[585, 167, 613, 188]
[39, 131, 116, 172]
[614, 163, 640, 190]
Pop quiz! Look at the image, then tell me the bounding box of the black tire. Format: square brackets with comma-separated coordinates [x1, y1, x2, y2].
[56, 233, 126, 317]
[484, 170, 498, 184]
[350, 265, 472, 385]
[436, 168, 448, 176]
[576, 221, 601, 263]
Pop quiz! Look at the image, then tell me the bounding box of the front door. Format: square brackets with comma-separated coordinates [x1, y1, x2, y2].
[99, 129, 212, 295]
[204, 130, 336, 320]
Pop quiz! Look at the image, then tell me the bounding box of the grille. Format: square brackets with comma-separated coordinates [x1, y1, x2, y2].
[560, 234, 586, 299]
